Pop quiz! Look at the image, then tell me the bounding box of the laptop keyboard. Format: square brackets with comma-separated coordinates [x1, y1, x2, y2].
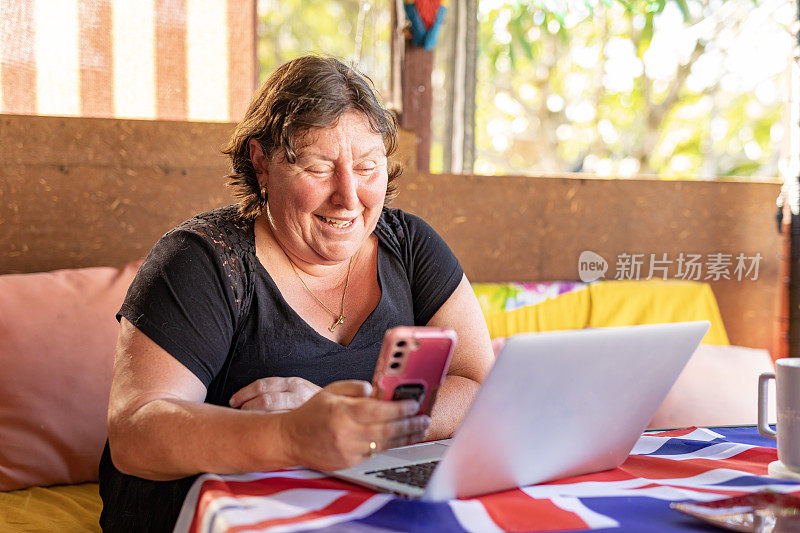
[364, 460, 440, 488]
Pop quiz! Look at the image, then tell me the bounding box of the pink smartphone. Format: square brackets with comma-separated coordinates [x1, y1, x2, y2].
[371, 326, 457, 416]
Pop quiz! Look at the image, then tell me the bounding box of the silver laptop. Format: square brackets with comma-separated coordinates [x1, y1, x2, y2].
[331, 321, 710, 500]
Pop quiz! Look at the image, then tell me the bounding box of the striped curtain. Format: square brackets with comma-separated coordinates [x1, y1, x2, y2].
[0, 0, 256, 122]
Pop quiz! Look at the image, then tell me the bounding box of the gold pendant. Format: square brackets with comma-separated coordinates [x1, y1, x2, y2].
[329, 315, 346, 332]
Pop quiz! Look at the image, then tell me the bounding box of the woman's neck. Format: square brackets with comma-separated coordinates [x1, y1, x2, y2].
[255, 212, 356, 283]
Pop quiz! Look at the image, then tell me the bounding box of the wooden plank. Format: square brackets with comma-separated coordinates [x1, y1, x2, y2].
[0, 114, 234, 168]
[401, 43, 433, 172]
[0, 164, 233, 273]
[0, 117, 415, 274]
[790, 212, 800, 357]
[0, 116, 781, 351]
[392, 172, 782, 351]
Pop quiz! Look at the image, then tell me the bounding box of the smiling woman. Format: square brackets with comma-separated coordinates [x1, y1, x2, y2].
[250, 111, 390, 339]
[98, 55, 494, 532]
[223, 55, 401, 220]
[252, 112, 388, 266]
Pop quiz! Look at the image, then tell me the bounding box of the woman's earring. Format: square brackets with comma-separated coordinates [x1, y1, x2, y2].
[260, 186, 266, 200]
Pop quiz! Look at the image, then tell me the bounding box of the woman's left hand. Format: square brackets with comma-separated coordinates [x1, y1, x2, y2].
[229, 377, 321, 412]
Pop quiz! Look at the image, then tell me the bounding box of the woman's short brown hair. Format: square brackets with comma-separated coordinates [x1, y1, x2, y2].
[222, 55, 402, 220]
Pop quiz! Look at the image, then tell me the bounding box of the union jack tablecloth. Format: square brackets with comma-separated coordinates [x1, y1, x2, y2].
[174, 427, 800, 533]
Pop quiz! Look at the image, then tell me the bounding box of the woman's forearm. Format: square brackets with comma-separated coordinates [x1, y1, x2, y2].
[108, 380, 429, 480]
[108, 399, 294, 481]
[426, 374, 482, 441]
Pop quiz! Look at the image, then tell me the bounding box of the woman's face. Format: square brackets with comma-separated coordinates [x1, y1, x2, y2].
[260, 111, 389, 266]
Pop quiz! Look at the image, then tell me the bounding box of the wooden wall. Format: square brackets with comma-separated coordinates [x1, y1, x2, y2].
[0, 115, 783, 352]
[392, 172, 782, 352]
[0, 115, 235, 273]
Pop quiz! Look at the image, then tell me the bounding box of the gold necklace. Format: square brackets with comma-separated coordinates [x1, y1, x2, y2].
[284, 251, 354, 332]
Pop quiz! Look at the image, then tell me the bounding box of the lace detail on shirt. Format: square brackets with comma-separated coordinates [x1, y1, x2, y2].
[167, 205, 256, 312]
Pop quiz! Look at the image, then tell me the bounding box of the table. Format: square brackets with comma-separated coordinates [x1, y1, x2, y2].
[174, 426, 800, 533]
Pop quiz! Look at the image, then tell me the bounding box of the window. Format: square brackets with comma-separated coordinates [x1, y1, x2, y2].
[256, 0, 392, 96]
[432, 0, 797, 180]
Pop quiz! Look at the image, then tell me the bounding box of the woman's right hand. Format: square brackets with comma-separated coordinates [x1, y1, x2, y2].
[278, 380, 430, 472]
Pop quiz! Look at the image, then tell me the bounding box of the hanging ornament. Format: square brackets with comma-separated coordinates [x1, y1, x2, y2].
[404, 0, 448, 51]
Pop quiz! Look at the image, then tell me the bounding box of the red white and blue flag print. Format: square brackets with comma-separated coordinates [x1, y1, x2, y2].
[174, 427, 800, 533]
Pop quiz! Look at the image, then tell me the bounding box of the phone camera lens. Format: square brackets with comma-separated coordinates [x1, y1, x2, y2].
[396, 340, 407, 347]
[390, 362, 400, 369]
[393, 351, 403, 358]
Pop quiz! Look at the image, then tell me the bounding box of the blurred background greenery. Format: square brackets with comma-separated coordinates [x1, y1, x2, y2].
[256, 0, 796, 180]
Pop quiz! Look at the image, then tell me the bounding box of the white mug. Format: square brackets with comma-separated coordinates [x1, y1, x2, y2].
[758, 358, 800, 472]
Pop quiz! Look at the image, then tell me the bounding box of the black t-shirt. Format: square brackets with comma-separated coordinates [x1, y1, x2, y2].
[99, 205, 463, 532]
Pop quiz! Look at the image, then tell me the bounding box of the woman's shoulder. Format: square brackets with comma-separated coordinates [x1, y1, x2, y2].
[142, 205, 256, 313]
[375, 207, 438, 246]
[168, 205, 254, 246]
[374, 207, 406, 254]
[154, 205, 257, 281]
[156, 205, 253, 263]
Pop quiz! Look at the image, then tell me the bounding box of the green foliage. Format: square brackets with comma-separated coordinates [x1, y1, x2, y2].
[465, 0, 788, 179]
[256, 0, 390, 92]
[254, 0, 788, 180]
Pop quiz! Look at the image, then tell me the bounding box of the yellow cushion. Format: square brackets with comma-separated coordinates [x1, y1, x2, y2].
[484, 287, 591, 338]
[587, 280, 728, 345]
[476, 280, 728, 345]
[0, 483, 100, 532]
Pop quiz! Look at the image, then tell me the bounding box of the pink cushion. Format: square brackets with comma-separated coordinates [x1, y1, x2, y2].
[490, 336, 774, 430]
[649, 344, 776, 429]
[0, 261, 140, 491]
